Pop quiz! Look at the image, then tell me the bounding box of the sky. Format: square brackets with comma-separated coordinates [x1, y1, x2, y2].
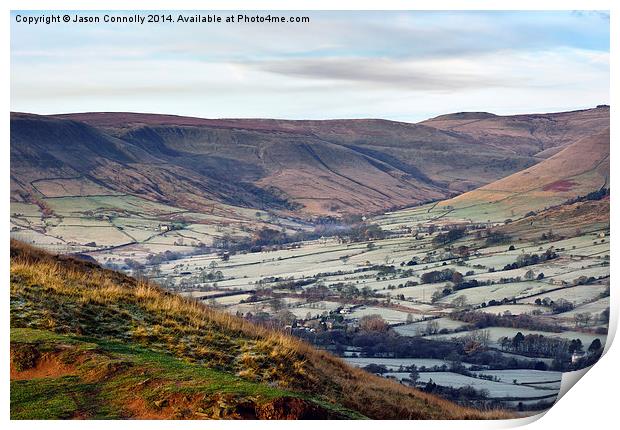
[10, 10, 610, 122]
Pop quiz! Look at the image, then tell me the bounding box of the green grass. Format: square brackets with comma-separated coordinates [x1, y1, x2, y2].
[12, 375, 124, 419]
[91, 338, 294, 400]
[11, 328, 79, 344]
[11, 328, 363, 420]
[12, 377, 97, 419]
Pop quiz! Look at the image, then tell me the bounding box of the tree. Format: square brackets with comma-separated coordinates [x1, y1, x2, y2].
[406, 313, 415, 324]
[588, 338, 603, 353]
[358, 315, 389, 332]
[199, 269, 209, 283]
[569, 339, 583, 354]
[513, 332, 525, 349]
[600, 308, 610, 324]
[433, 227, 466, 245]
[485, 230, 510, 245]
[451, 295, 468, 309]
[363, 364, 388, 375]
[426, 320, 440, 335]
[462, 329, 490, 353]
[275, 310, 296, 326]
[552, 298, 574, 314]
[422, 269, 454, 284]
[451, 271, 464, 285]
[270, 298, 284, 312]
[455, 246, 470, 258]
[431, 290, 444, 303]
[499, 336, 511, 351]
[524, 269, 535, 281]
[574, 312, 592, 328]
[408, 365, 420, 386]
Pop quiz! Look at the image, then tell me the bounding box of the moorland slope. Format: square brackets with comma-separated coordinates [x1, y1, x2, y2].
[437, 128, 609, 219]
[421, 105, 609, 157]
[11, 106, 608, 217]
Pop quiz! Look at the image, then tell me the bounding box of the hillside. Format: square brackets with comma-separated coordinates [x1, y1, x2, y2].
[10, 113, 301, 214]
[421, 105, 610, 157]
[497, 199, 609, 241]
[431, 128, 609, 221]
[9, 240, 508, 420]
[53, 112, 542, 195]
[11, 107, 608, 217]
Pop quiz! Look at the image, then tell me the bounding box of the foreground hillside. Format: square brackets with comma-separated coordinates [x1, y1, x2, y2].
[10, 241, 508, 420]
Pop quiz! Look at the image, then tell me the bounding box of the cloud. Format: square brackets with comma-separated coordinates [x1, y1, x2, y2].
[10, 11, 609, 121]
[254, 57, 510, 91]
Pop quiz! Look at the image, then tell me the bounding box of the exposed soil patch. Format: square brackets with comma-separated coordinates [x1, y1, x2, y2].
[10, 350, 77, 380]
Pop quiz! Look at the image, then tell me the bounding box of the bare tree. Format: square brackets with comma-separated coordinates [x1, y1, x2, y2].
[426, 320, 440, 335]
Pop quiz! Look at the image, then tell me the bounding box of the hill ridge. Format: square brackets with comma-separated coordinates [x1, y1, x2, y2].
[12, 107, 608, 217]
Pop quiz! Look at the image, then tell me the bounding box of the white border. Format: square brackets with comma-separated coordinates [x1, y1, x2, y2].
[2, 1, 617, 429]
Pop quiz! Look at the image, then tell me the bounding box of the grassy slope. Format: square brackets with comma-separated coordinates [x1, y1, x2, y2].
[432, 128, 609, 221]
[11, 328, 354, 419]
[497, 199, 609, 240]
[10, 240, 509, 420]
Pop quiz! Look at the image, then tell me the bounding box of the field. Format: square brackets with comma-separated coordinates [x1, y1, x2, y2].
[10, 177, 610, 414]
[394, 318, 468, 336]
[427, 328, 607, 350]
[344, 357, 476, 370]
[10, 194, 310, 258]
[386, 371, 559, 400]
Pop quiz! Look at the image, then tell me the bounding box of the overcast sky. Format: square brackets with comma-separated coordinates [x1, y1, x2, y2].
[11, 11, 609, 122]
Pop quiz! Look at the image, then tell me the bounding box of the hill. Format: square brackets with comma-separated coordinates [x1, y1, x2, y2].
[496, 198, 609, 241]
[12, 107, 608, 217]
[9, 240, 508, 420]
[10, 113, 301, 214]
[421, 105, 610, 157]
[431, 128, 609, 221]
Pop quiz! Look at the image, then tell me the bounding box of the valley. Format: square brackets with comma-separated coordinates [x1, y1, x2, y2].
[10, 106, 610, 415]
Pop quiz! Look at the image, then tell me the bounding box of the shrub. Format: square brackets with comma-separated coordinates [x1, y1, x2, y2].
[11, 343, 40, 371]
